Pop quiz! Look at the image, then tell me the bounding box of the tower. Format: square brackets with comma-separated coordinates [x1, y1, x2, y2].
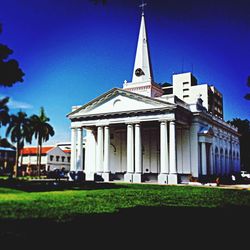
[123, 10, 163, 98]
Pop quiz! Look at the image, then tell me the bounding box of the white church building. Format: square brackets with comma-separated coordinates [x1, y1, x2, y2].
[67, 11, 240, 184]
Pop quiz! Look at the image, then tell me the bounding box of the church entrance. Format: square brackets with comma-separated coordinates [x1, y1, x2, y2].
[108, 122, 160, 182]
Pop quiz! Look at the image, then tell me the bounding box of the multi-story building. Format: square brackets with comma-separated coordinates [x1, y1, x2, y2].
[172, 72, 224, 119]
[20, 146, 71, 175]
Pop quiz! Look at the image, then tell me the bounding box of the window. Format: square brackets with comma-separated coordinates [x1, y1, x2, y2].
[62, 156, 65, 162]
[56, 156, 60, 162]
[50, 155, 54, 161]
[67, 157, 70, 162]
[183, 95, 189, 98]
[183, 82, 189, 85]
[183, 88, 189, 91]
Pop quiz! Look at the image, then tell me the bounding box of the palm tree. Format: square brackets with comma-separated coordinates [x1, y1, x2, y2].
[0, 97, 10, 127]
[30, 107, 55, 176]
[0, 97, 11, 147]
[6, 111, 32, 177]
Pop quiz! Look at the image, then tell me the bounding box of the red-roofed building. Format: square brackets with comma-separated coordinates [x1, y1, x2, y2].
[19, 146, 71, 175]
[20, 146, 54, 155]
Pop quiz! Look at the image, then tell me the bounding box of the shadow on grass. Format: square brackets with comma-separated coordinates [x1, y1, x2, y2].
[0, 179, 125, 192]
[0, 205, 248, 247]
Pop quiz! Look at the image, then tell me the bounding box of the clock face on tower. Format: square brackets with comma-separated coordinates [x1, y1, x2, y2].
[135, 68, 145, 77]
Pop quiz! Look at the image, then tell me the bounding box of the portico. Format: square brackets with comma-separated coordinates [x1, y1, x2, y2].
[69, 103, 184, 184]
[68, 89, 190, 184]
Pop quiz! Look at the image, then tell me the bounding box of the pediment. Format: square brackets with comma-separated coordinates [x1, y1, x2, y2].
[68, 88, 174, 118]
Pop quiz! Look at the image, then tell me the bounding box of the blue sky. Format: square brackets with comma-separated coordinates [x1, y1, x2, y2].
[0, 0, 249, 144]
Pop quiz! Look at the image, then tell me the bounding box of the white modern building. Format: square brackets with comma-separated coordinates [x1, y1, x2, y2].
[20, 146, 71, 174]
[67, 11, 240, 184]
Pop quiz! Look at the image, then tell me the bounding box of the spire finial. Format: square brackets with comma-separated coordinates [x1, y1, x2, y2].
[139, 0, 147, 15]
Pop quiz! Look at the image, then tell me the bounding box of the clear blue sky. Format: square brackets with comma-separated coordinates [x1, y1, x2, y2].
[0, 0, 249, 144]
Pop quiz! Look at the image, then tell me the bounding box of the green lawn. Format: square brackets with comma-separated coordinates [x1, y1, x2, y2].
[0, 182, 249, 222]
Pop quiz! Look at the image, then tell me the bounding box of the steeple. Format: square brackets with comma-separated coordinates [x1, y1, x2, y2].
[123, 10, 163, 98]
[132, 12, 154, 83]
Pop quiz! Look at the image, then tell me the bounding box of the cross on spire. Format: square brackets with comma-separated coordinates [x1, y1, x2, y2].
[139, 1, 147, 15]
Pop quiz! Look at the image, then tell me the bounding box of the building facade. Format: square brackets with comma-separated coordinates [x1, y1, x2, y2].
[20, 146, 70, 175]
[67, 12, 240, 184]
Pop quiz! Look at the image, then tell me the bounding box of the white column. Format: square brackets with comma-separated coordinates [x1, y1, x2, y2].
[160, 121, 168, 173]
[70, 127, 77, 172]
[158, 121, 168, 184]
[127, 124, 134, 173]
[76, 127, 83, 172]
[169, 121, 178, 184]
[96, 126, 104, 173]
[210, 145, 214, 175]
[134, 123, 142, 183]
[84, 129, 96, 181]
[124, 124, 134, 183]
[190, 122, 199, 177]
[237, 148, 241, 172]
[103, 126, 110, 173]
[103, 126, 111, 182]
[201, 142, 207, 175]
[134, 124, 142, 173]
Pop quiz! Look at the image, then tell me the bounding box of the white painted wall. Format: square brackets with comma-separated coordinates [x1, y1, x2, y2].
[173, 72, 209, 111]
[21, 146, 70, 172]
[78, 94, 166, 117]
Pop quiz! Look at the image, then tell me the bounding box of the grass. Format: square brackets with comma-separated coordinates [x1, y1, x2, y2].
[0, 180, 250, 246]
[0, 181, 249, 222]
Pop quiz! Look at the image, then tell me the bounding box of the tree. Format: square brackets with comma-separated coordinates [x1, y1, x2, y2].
[0, 97, 15, 148]
[245, 76, 250, 100]
[227, 118, 250, 172]
[6, 111, 32, 177]
[0, 24, 25, 149]
[30, 107, 55, 176]
[0, 97, 10, 149]
[0, 97, 9, 127]
[0, 26, 25, 87]
[0, 97, 10, 146]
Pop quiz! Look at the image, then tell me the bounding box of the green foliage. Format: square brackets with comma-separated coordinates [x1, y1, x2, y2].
[6, 111, 32, 177]
[0, 97, 9, 127]
[30, 107, 55, 145]
[0, 184, 249, 222]
[30, 107, 55, 175]
[228, 118, 250, 171]
[0, 42, 24, 87]
[6, 111, 32, 146]
[0, 97, 12, 148]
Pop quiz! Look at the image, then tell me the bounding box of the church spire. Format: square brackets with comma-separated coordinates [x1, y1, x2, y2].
[123, 4, 163, 98]
[132, 10, 154, 83]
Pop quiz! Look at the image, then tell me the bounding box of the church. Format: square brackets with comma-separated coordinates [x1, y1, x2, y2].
[67, 11, 240, 184]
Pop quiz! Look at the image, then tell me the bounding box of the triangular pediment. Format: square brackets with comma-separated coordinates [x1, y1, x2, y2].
[68, 88, 175, 118]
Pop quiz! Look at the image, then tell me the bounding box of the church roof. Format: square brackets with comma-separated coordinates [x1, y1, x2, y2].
[67, 87, 176, 119]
